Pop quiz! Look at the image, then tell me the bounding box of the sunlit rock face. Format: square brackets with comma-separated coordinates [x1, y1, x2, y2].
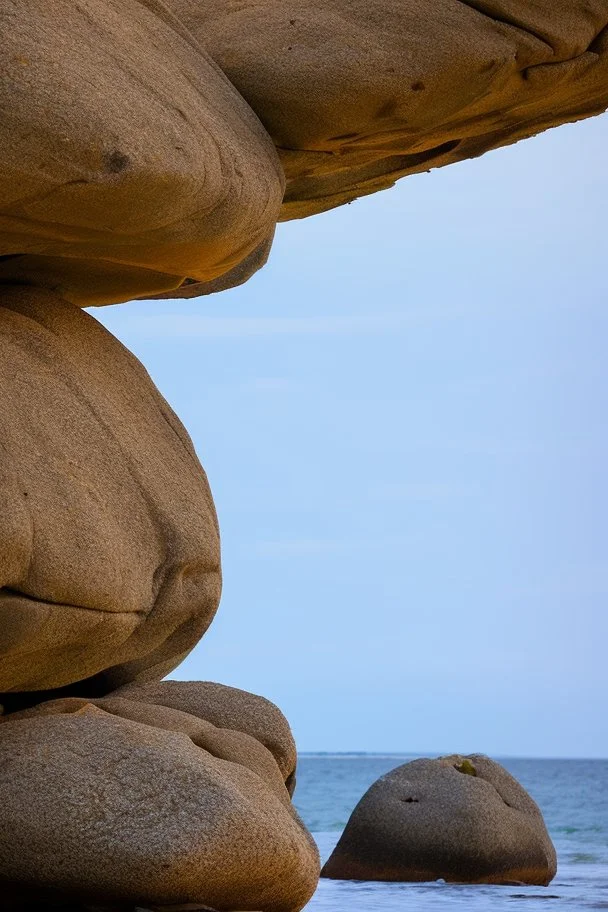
[0, 701, 319, 911]
[0, 287, 318, 910]
[0, 287, 221, 695]
[0, 2, 604, 909]
[113, 679, 300, 792]
[169, 0, 608, 219]
[0, 0, 284, 306]
[2, 1, 607, 300]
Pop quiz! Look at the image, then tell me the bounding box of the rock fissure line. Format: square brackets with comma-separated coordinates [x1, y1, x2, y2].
[0, 586, 147, 617]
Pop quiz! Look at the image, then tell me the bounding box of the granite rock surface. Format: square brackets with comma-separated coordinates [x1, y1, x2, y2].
[0, 705, 319, 911]
[5, 694, 291, 806]
[1, 1, 607, 300]
[114, 680, 298, 792]
[321, 753, 557, 884]
[0, 287, 221, 695]
[168, 0, 608, 221]
[0, 3, 602, 908]
[0, 0, 284, 306]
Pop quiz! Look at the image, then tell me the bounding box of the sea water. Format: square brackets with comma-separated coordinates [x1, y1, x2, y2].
[294, 755, 608, 911]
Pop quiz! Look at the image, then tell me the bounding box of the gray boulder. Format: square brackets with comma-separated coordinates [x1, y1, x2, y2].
[321, 754, 557, 885]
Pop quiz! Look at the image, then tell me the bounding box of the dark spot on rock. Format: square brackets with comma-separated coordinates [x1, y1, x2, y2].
[411, 81, 425, 91]
[104, 150, 130, 174]
[401, 796, 419, 803]
[289, 18, 296, 25]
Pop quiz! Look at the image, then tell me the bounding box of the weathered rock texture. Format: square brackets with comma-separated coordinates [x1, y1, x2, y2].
[1, 1, 607, 300]
[0, 2, 602, 907]
[166, 0, 608, 221]
[0, 0, 284, 306]
[0, 284, 315, 909]
[0, 704, 319, 911]
[114, 679, 299, 792]
[0, 286, 221, 695]
[5, 694, 291, 806]
[321, 754, 557, 885]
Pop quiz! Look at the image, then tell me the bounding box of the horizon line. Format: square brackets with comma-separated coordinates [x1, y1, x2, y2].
[298, 751, 608, 761]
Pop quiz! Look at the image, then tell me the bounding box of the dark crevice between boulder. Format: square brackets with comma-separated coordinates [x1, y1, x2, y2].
[588, 25, 608, 54]
[0, 671, 115, 716]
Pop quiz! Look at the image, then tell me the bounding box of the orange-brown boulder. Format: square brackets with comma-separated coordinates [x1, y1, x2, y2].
[4, 694, 292, 807]
[0, 0, 284, 306]
[0, 705, 319, 911]
[2, 2, 607, 302]
[0, 286, 221, 694]
[169, 0, 608, 219]
[114, 679, 299, 792]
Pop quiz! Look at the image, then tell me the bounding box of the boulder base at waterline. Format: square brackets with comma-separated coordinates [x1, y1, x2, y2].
[321, 754, 557, 885]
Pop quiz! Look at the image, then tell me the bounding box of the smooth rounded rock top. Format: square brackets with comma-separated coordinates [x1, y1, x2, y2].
[321, 754, 557, 885]
[114, 679, 299, 789]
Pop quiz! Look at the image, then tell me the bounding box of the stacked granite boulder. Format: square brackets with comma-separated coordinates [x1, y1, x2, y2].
[0, 286, 318, 910]
[2, 1, 607, 303]
[0, 683, 317, 911]
[0, 0, 606, 908]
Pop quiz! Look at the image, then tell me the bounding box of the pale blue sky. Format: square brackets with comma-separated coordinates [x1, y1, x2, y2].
[95, 113, 608, 759]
